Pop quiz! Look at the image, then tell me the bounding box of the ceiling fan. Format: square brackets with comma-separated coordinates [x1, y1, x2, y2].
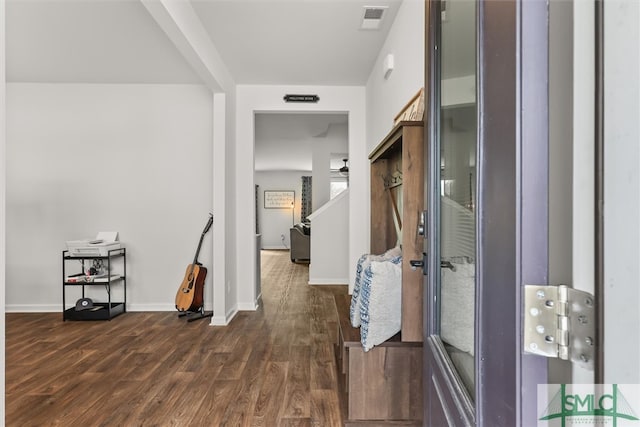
[330, 158, 349, 177]
[338, 158, 349, 176]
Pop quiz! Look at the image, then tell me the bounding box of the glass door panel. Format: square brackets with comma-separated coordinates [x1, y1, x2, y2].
[437, 0, 477, 399]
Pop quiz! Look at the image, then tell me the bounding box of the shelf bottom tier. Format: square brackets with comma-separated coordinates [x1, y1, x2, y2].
[64, 302, 125, 321]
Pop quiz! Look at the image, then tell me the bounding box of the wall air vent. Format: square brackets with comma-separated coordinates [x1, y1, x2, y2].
[361, 6, 388, 30]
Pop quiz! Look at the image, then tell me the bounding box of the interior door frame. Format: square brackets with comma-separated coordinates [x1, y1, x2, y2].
[424, 0, 551, 425]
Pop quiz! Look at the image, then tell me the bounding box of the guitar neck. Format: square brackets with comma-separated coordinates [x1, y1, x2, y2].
[192, 233, 206, 265]
[192, 214, 213, 265]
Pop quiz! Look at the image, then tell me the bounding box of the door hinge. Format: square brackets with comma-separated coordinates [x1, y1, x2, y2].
[523, 285, 595, 371]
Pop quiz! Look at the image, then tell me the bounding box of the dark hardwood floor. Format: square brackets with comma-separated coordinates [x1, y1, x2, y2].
[6, 250, 347, 426]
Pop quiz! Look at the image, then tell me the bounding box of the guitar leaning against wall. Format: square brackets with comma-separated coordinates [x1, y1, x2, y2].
[175, 213, 214, 322]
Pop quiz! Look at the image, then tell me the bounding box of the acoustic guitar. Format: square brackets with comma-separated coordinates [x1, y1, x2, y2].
[175, 213, 213, 312]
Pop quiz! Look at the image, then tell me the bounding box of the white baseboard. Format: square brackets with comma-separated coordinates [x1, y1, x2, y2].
[210, 315, 227, 326]
[128, 303, 176, 311]
[6, 304, 59, 313]
[237, 301, 259, 311]
[307, 278, 349, 285]
[5, 303, 213, 313]
[211, 306, 237, 326]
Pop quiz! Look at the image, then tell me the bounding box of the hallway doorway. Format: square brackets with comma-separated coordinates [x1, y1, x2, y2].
[253, 112, 348, 292]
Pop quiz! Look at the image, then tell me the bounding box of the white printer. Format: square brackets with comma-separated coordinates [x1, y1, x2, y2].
[66, 232, 121, 257]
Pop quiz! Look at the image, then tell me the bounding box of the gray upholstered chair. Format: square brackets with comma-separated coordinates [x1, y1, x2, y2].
[290, 223, 310, 262]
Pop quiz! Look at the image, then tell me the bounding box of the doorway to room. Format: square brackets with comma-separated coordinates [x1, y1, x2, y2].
[253, 112, 349, 297]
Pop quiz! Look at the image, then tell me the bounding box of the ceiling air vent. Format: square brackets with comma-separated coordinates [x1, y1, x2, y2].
[361, 6, 388, 30]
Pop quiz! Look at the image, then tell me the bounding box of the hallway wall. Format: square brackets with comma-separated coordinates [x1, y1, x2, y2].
[603, 0, 640, 384]
[255, 171, 305, 249]
[6, 83, 214, 312]
[366, 0, 425, 148]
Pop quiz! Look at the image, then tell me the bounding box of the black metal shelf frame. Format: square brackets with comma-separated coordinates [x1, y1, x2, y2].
[62, 248, 127, 321]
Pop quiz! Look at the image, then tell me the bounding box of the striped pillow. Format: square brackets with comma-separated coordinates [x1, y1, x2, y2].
[359, 255, 402, 351]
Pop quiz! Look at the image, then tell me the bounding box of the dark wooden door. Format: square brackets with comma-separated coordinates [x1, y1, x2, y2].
[422, 0, 552, 425]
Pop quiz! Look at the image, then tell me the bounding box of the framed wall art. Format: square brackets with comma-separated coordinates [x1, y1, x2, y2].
[264, 190, 295, 209]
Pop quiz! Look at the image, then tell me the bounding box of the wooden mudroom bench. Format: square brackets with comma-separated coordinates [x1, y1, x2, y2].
[332, 121, 425, 426]
[333, 294, 422, 426]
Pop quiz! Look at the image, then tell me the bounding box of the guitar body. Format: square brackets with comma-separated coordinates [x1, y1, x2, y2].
[175, 263, 207, 312]
[175, 213, 213, 314]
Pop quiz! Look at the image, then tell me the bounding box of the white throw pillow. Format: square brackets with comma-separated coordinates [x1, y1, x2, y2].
[350, 245, 402, 328]
[359, 255, 402, 351]
[350, 254, 369, 327]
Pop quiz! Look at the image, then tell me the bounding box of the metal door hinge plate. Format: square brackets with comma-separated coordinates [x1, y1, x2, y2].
[524, 285, 595, 370]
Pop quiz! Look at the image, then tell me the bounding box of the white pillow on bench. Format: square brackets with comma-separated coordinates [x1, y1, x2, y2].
[350, 246, 401, 328]
[359, 255, 402, 351]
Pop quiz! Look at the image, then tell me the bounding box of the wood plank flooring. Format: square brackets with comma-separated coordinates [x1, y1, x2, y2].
[6, 250, 347, 426]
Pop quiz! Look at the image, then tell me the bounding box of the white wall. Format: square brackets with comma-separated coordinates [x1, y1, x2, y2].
[307, 189, 349, 284]
[569, 0, 596, 384]
[209, 88, 239, 326]
[141, 0, 238, 327]
[236, 84, 367, 309]
[6, 83, 214, 312]
[212, 90, 239, 326]
[1, 0, 6, 419]
[603, 0, 640, 384]
[255, 171, 305, 248]
[366, 0, 425, 150]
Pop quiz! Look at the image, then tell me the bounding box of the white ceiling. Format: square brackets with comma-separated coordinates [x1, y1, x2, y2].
[6, 0, 203, 84]
[254, 113, 348, 171]
[5, 0, 405, 170]
[191, 0, 401, 85]
[6, 0, 402, 85]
